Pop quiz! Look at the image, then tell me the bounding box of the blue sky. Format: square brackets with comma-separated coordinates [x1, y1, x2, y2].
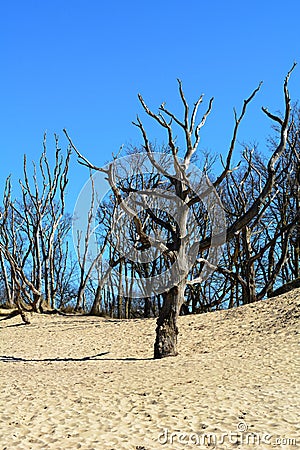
[0, 0, 299, 212]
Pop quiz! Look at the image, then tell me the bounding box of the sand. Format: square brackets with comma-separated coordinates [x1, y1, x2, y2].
[0, 289, 299, 450]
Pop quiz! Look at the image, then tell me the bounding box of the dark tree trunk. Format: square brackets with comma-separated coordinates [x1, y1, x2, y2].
[154, 282, 185, 359]
[90, 285, 102, 315]
[144, 297, 151, 318]
[268, 277, 300, 297]
[117, 261, 123, 319]
[32, 293, 43, 313]
[75, 286, 84, 312]
[242, 227, 257, 304]
[0, 251, 14, 307]
[294, 192, 300, 278]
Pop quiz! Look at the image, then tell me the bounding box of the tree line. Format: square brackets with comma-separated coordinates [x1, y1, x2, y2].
[0, 65, 299, 358]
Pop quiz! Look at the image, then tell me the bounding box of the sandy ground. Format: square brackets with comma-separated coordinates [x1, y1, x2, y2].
[0, 289, 299, 450]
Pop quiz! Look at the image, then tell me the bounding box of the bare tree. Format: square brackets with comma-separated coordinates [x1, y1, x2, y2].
[65, 64, 296, 358]
[199, 144, 300, 307]
[0, 136, 71, 315]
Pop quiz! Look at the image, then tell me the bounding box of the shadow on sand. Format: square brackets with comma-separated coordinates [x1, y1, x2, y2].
[0, 353, 154, 363]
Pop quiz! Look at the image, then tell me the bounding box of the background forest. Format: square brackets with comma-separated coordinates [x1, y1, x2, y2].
[1, 82, 299, 322]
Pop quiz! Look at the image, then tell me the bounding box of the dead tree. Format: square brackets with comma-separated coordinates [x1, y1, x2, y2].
[0, 136, 71, 313]
[73, 171, 122, 314]
[65, 64, 296, 358]
[204, 144, 300, 306]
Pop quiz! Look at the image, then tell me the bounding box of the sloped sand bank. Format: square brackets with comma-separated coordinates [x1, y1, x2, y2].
[0, 290, 299, 449]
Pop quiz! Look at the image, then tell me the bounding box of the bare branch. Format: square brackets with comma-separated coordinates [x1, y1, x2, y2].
[213, 82, 263, 189]
[63, 128, 106, 172]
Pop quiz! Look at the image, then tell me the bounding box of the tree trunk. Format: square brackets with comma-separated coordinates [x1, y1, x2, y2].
[268, 277, 300, 297]
[90, 285, 102, 315]
[294, 188, 300, 278]
[117, 261, 123, 319]
[154, 281, 185, 359]
[32, 293, 43, 313]
[0, 251, 14, 307]
[242, 227, 257, 304]
[144, 297, 151, 318]
[75, 285, 85, 311]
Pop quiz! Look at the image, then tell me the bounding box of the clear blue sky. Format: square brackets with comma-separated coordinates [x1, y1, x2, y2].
[0, 0, 299, 211]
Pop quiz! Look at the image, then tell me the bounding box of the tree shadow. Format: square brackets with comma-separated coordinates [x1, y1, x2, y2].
[101, 357, 154, 361]
[0, 353, 154, 363]
[0, 352, 110, 363]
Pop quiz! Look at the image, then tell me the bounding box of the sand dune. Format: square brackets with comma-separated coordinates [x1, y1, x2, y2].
[0, 289, 299, 449]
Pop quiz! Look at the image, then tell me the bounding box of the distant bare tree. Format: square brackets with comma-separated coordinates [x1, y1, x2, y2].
[205, 144, 299, 306]
[0, 135, 71, 316]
